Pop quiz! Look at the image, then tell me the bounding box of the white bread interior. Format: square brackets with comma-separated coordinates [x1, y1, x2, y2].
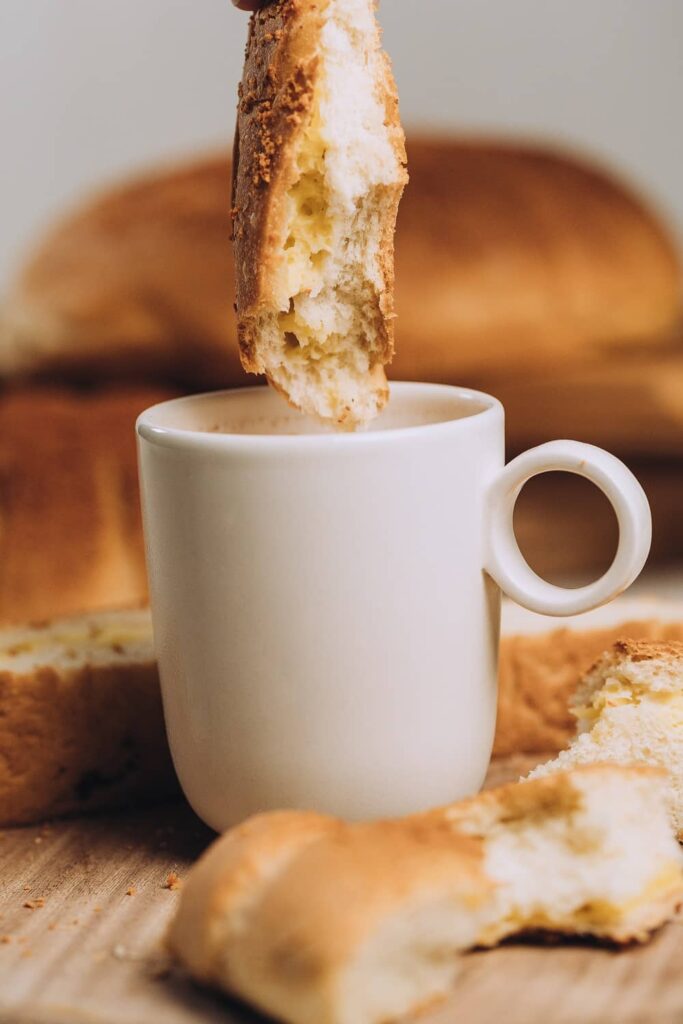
[169, 766, 683, 1024]
[529, 639, 683, 838]
[251, 0, 406, 428]
[0, 607, 154, 675]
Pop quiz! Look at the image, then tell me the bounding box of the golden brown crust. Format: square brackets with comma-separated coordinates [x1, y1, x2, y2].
[233, 0, 324, 371]
[0, 658, 177, 826]
[606, 637, 683, 663]
[391, 139, 682, 382]
[170, 765, 681, 1023]
[373, 49, 408, 359]
[168, 809, 339, 984]
[1, 159, 240, 387]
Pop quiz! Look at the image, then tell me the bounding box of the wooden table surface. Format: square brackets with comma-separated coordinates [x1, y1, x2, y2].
[1, 755, 681, 1024]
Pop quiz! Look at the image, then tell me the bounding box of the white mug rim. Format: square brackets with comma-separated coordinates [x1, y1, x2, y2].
[136, 382, 504, 453]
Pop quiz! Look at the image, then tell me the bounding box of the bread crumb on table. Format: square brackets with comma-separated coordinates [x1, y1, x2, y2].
[164, 872, 182, 891]
[23, 898, 45, 910]
[125, 886, 137, 897]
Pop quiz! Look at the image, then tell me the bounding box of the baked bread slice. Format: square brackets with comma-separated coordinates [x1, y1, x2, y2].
[169, 765, 682, 1024]
[232, 0, 407, 428]
[0, 608, 177, 826]
[529, 639, 683, 838]
[496, 598, 683, 757]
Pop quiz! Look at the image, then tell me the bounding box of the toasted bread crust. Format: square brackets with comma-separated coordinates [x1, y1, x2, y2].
[603, 637, 683, 664]
[232, 0, 407, 383]
[169, 765, 682, 1024]
[233, 0, 322, 372]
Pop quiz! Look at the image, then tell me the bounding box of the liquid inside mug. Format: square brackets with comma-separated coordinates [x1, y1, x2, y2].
[137, 383, 651, 831]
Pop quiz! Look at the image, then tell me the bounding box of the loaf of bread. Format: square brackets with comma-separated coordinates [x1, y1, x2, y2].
[233, 0, 407, 427]
[169, 765, 683, 1024]
[0, 608, 177, 826]
[3, 142, 679, 426]
[491, 347, 683, 459]
[530, 640, 683, 837]
[0, 385, 174, 625]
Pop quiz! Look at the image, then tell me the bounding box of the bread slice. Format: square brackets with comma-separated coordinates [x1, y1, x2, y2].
[496, 597, 683, 757]
[232, 0, 407, 428]
[0, 608, 177, 826]
[529, 639, 683, 838]
[169, 765, 682, 1024]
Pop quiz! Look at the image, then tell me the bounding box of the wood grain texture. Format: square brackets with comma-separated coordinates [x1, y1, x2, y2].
[1, 757, 682, 1024]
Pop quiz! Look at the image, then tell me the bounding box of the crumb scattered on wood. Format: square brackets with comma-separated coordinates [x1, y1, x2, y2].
[164, 872, 182, 891]
[125, 886, 137, 897]
[0, 935, 12, 944]
[23, 898, 45, 910]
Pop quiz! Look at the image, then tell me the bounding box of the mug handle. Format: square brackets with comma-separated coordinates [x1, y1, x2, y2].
[485, 440, 652, 616]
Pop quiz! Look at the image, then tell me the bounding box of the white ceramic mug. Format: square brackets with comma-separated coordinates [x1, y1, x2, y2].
[137, 383, 651, 830]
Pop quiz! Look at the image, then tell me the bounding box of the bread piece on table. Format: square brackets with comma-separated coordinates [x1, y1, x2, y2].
[529, 640, 683, 838]
[169, 766, 683, 1024]
[496, 599, 683, 757]
[232, 0, 407, 428]
[3, 140, 678, 407]
[0, 608, 177, 826]
[0, 385, 171, 626]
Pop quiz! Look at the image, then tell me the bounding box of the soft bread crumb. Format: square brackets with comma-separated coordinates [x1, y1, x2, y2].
[529, 639, 683, 838]
[235, 0, 407, 429]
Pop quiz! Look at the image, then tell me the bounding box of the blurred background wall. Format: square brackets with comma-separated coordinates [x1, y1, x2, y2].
[1, 0, 682, 285]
